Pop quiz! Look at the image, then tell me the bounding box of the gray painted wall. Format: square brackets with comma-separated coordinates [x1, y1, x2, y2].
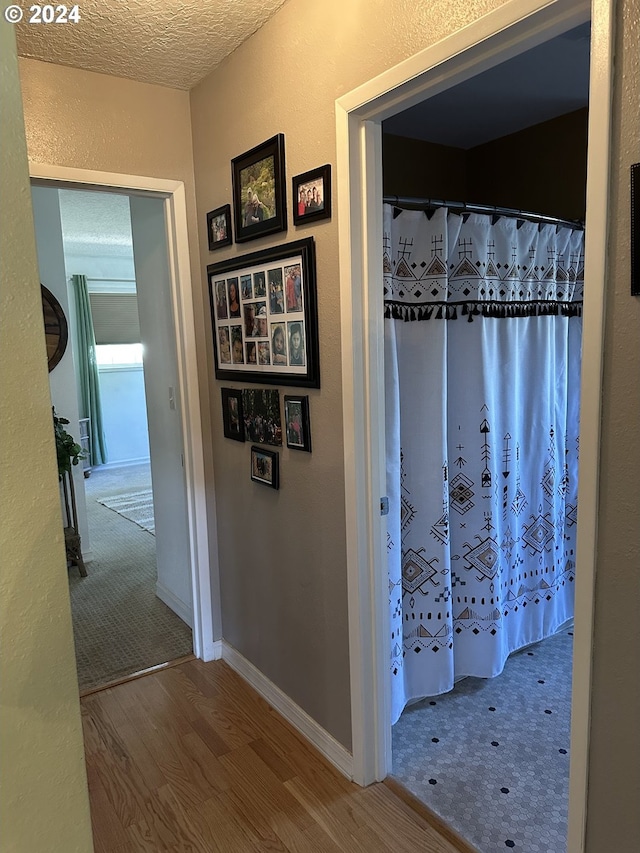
[31, 186, 91, 557]
[130, 194, 193, 623]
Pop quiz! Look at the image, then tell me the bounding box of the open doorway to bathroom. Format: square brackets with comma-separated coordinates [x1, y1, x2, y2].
[381, 22, 589, 853]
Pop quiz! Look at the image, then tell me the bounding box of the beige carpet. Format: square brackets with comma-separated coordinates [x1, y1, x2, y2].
[69, 462, 193, 692]
[97, 488, 155, 534]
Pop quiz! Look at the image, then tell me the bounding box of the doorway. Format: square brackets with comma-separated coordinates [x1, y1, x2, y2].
[30, 166, 218, 683]
[379, 24, 588, 852]
[336, 1, 613, 852]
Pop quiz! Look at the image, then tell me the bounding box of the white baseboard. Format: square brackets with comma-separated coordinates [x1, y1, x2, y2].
[155, 581, 193, 628]
[95, 457, 151, 470]
[221, 641, 354, 781]
[202, 639, 223, 661]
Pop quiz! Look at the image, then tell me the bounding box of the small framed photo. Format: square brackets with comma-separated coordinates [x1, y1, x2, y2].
[292, 164, 331, 225]
[207, 204, 233, 251]
[232, 134, 287, 243]
[284, 395, 311, 452]
[251, 446, 279, 489]
[221, 387, 244, 441]
[243, 388, 282, 446]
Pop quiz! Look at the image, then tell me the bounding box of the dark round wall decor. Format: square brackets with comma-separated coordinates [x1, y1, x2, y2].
[41, 284, 68, 372]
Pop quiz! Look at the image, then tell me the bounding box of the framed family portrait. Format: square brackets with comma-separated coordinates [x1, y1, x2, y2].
[284, 395, 311, 452]
[221, 387, 244, 441]
[251, 446, 279, 489]
[207, 205, 233, 251]
[232, 134, 287, 243]
[207, 237, 320, 388]
[292, 164, 331, 225]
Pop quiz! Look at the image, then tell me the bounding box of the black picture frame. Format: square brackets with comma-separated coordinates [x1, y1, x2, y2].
[207, 204, 233, 251]
[207, 237, 320, 388]
[292, 164, 331, 226]
[632, 163, 639, 296]
[232, 134, 287, 243]
[243, 388, 282, 446]
[284, 395, 311, 452]
[221, 387, 244, 441]
[250, 445, 279, 489]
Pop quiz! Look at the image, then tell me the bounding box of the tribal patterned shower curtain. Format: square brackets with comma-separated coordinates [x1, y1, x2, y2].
[384, 205, 584, 724]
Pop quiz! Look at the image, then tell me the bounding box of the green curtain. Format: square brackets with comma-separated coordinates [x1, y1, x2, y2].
[72, 274, 108, 465]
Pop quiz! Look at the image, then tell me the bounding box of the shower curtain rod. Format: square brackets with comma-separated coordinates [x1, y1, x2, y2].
[383, 196, 585, 231]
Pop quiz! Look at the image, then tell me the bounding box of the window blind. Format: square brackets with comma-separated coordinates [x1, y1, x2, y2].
[89, 293, 141, 345]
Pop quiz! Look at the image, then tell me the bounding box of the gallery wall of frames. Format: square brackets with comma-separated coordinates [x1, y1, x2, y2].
[205, 133, 330, 487]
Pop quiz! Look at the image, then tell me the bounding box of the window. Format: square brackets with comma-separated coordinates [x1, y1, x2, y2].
[95, 343, 144, 366]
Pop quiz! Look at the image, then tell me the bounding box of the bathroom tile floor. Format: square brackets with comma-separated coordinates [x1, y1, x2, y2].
[392, 629, 573, 853]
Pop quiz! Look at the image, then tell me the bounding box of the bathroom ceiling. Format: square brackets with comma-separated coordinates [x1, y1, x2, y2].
[15, 0, 288, 90]
[383, 22, 591, 149]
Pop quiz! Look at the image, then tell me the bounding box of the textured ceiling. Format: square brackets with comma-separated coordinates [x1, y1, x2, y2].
[58, 189, 133, 257]
[15, 0, 288, 90]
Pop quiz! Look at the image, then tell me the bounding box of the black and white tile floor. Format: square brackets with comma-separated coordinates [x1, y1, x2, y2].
[392, 629, 573, 852]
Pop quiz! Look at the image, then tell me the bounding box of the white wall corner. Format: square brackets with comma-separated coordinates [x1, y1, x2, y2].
[221, 641, 354, 781]
[155, 581, 193, 628]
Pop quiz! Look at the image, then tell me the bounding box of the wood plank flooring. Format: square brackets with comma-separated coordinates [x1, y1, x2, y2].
[81, 658, 461, 853]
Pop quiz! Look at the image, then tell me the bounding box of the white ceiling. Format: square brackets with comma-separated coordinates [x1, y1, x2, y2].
[15, 0, 288, 90]
[383, 22, 591, 149]
[58, 189, 133, 257]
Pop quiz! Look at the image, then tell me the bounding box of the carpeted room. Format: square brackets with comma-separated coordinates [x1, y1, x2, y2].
[70, 461, 192, 692]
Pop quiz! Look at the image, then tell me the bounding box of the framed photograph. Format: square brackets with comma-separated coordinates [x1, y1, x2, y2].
[243, 388, 282, 446]
[251, 446, 279, 489]
[207, 237, 320, 387]
[221, 387, 244, 441]
[207, 204, 233, 251]
[292, 164, 331, 226]
[232, 134, 287, 243]
[284, 395, 311, 452]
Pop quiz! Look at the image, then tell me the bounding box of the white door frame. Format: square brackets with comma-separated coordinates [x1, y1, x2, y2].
[30, 164, 218, 663]
[336, 0, 613, 851]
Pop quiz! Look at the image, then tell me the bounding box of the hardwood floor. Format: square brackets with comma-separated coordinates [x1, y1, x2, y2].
[82, 658, 461, 852]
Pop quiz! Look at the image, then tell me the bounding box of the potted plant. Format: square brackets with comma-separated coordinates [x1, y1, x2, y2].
[53, 408, 85, 479]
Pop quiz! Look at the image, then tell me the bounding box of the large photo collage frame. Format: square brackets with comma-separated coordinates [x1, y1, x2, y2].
[207, 237, 319, 388]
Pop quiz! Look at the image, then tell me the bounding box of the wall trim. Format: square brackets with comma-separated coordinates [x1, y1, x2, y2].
[98, 457, 150, 469]
[222, 641, 354, 781]
[207, 639, 223, 661]
[156, 581, 193, 628]
[97, 365, 145, 374]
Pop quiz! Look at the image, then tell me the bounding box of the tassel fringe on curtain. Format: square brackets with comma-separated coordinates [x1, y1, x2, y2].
[384, 205, 584, 724]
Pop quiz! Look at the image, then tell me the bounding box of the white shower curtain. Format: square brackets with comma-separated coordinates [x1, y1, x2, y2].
[385, 205, 584, 724]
